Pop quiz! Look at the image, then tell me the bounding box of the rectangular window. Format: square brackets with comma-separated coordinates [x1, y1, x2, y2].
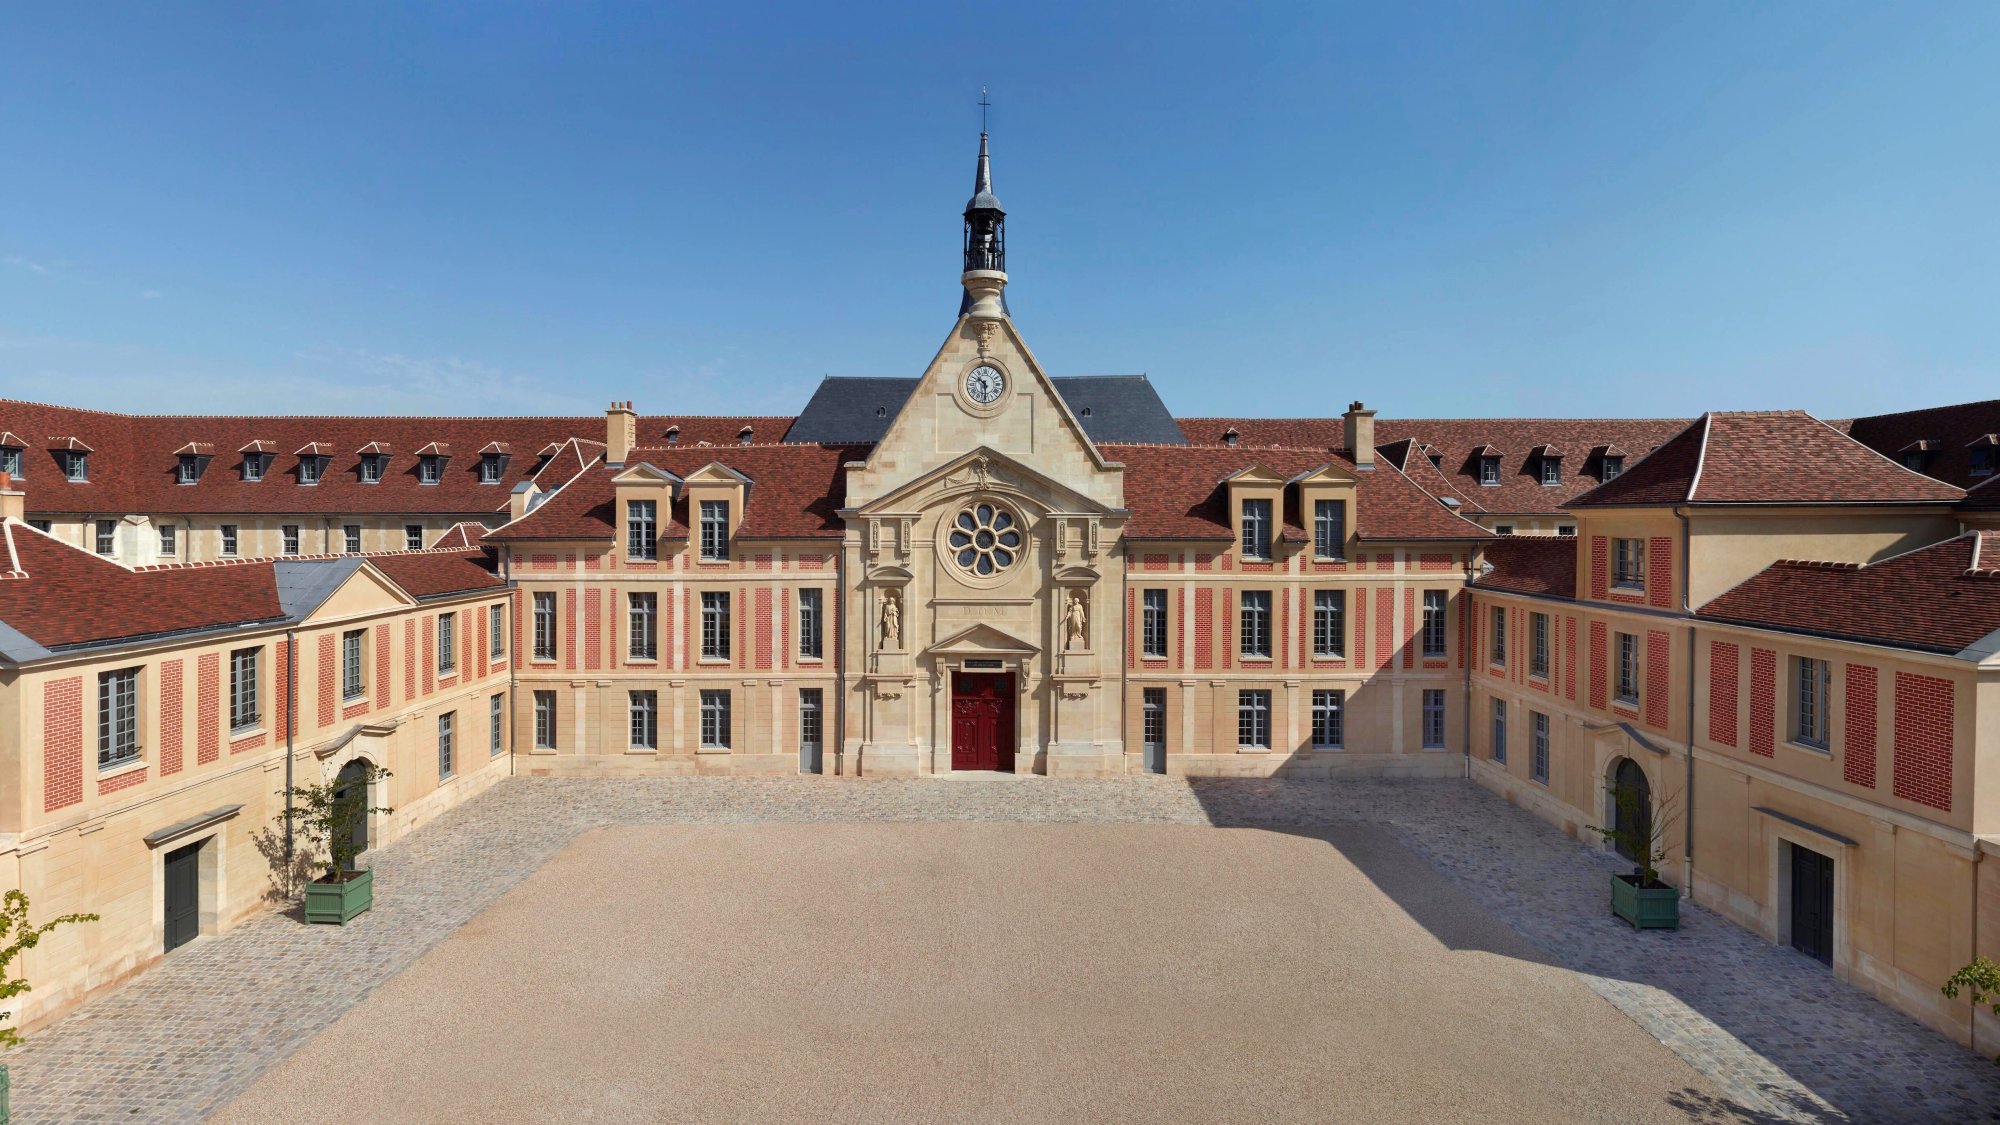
[1495, 525, 1515, 536]
[1141, 588, 1168, 659]
[700, 690, 732, 748]
[220, 524, 238, 557]
[282, 524, 300, 555]
[97, 667, 139, 768]
[28, 519, 50, 532]
[1422, 590, 1447, 657]
[1313, 499, 1345, 559]
[628, 592, 657, 660]
[342, 628, 366, 699]
[1530, 612, 1549, 678]
[178, 456, 199, 484]
[1239, 590, 1271, 658]
[437, 711, 455, 779]
[1794, 656, 1831, 748]
[701, 591, 731, 660]
[1142, 688, 1166, 751]
[159, 524, 177, 555]
[1531, 712, 1550, 782]
[437, 612, 456, 673]
[1616, 632, 1639, 703]
[480, 454, 504, 483]
[344, 525, 362, 553]
[1237, 689, 1271, 749]
[405, 525, 424, 551]
[626, 499, 657, 560]
[799, 588, 823, 659]
[489, 603, 505, 658]
[699, 500, 730, 561]
[229, 646, 260, 732]
[1490, 606, 1507, 666]
[65, 452, 89, 481]
[1239, 498, 1271, 559]
[1539, 458, 1561, 485]
[1557, 525, 1576, 536]
[1491, 698, 1507, 764]
[533, 690, 556, 748]
[800, 688, 824, 751]
[629, 690, 658, 750]
[1971, 448, 1994, 478]
[1313, 590, 1345, 658]
[299, 457, 322, 485]
[419, 456, 441, 485]
[0, 446, 20, 476]
[1479, 457, 1499, 486]
[533, 592, 557, 660]
[1421, 689, 1447, 748]
[490, 693, 505, 756]
[1613, 538, 1646, 589]
[360, 455, 382, 484]
[1601, 456, 1624, 480]
[242, 453, 265, 482]
[95, 519, 115, 555]
[1311, 689, 1345, 749]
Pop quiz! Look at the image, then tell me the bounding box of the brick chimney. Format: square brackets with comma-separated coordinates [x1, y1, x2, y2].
[1343, 401, 1376, 470]
[606, 401, 637, 465]
[0, 472, 22, 523]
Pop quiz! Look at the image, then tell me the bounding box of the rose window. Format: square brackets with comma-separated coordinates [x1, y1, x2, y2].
[948, 503, 1022, 576]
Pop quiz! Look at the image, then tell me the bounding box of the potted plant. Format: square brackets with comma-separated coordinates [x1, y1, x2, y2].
[2, 890, 98, 1118]
[1591, 782, 1681, 930]
[281, 763, 393, 925]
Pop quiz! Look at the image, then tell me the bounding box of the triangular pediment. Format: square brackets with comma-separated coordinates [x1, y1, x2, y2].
[926, 622, 1041, 657]
[1225, 464, 1290, 485]
[611, 462, 682, 485]
[681, 461, 753, 486]
[855, 446, 1118, 518]
[1289, 462, 1361, 485]
[293, 562, 418, 625]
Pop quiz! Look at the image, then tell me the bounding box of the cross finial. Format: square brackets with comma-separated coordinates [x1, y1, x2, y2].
[979, 86, 990, 133]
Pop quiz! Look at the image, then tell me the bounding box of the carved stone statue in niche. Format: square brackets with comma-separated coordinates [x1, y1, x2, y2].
[1064, 590, 1088, 651]
[880, 592, 901, 651]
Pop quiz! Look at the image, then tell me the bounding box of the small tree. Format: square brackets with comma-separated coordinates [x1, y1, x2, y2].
[1941, 955, 2000, 1063]
[0, 890, 97, 1048]
[1591, 783, 1680, 889]
[280, 763, 394, 882]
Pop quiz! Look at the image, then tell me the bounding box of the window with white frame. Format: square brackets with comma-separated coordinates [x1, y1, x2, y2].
[299, 456, 323, 485]
[1538, 456, 1561, 486]
[1142, 688, 1166, 751]
[629, 690, 658, 749]
[159, 525, 177, 555]
[1313, 499, 1345, 559]
[63, 451, 89, 481]
[220, 524, 238, 557]
[344, 525, 362, 553]
[342, 628, 365, 699]
[98, 667, 139, 768]
[480, 454, 504, 483]
[1422, 590, 1447, 657]
[490, 693, 505, 755]
[178, 455, 200, 484]
[95, 520, 115, 555]
[418, 455, 442, 485]
[1616, 631, 1639, 703]
[1794, 656, 1831, 748]
[282, 524, 300, 555]
[437, 612, 456, 673]
[1490, 605, 1507, 666]
[628, 592, 657, 660]
[1531, 711, 1550, 782]
[1239, 499, 1272, 559]
[1601, 455, 1624, 480]
[1422, 689, 1446, 748]
[701, 591, 731, 660]
[533, 690, 556, 748]
[1613, 538, 1646, 589]
[699, 500, 729, 561]
[1239, 590, 1271, 658]
[437, 711, 455, 779]
[0, 445, 20, 476]
[1313, 589, 1345, 658]
[700, 689, 731, 748]
[626, 499, 657, 560]
[532, 592, 557, 660]
[405, 524, 424, 550]
[1141, 588, 1168, 658]
[799, 588, 823, 659]
[242, 453, 265, 482]
[1530, 612, 1549, 678]
[360, 454, 383, 484]
[1491, 698, 1507, 764]
[489, 603, 505, 658]
[1237, 690, 1271, 749]
[799, 688, 824, 752]
[229, 646, 260, 732]
[1311, 689, 1344, 749]
[1478, 456, 1500, 486]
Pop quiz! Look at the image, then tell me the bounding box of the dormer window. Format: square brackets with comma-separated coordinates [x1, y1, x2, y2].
[1902, 451, 1927, 473]
[1223, 428, 1240, 448]
[178, 455, 200, 484]
[243, 454, 267, 482]
[1538, 457, 1561, 486]
[738, 426, 754, 446]
[1426, 451, 1443, 468]
[1602, 455, 1624, 480]
[299, 456, 326, 485]
[480, 454, 505, 483]
[419, 455, 442, 484]
[665, 426, 681, 446]
[1972, 447, 1995, 478]
[1478, 456, 1500, 486]
[63, 451, 89, 481]
[1240, 498, 1272, 560]
[0, 445, 22, 478]
[360, 454, 385, 483]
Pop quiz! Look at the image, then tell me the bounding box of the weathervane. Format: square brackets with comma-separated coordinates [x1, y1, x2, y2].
[979, 86, 990, 132]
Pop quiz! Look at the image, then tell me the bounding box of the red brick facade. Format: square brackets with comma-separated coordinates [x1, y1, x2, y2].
[1707, 641, 1739, 747]
[1891, 671, 1954, 811]
[160, 658, 184, 776]
[1843, 664, 1878, 788]
[1748, 648, 1775, 758]
[43, 676, 83, 812]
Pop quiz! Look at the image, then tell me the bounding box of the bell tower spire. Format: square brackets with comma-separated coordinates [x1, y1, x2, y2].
[959, 99, 1009, 319]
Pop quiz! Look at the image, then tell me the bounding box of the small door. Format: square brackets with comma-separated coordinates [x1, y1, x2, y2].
[1790, 844, 1835, 965]
[798, 688, 824, 774]
[163, 841, 201, 953]
[1141, 687, 1167, 774]
[1612, 757, 1652, 863]
[950, 672, 1016, 772]
[333, 759, 370, 865]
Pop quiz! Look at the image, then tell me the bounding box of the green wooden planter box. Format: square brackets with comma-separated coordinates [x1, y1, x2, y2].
[304, 868, 373, 925]
[1610, 872, 1679, 930]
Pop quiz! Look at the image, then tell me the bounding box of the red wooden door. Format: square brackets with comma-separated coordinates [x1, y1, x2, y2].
[951, 672, 1015, 772]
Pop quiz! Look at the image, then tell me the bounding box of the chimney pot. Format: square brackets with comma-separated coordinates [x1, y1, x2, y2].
[1343, 401, 1378, 469]
[606, 401, 637, 465]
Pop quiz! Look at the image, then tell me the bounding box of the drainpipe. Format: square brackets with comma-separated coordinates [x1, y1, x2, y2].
[835, 544, 847, 776]
[1121, 541, 1131, 773]
[1677, 505, 1695, 893]
[1462, 565, 1473, 780]
[504, 546, 517, 777]
[283, 627, 298, 866]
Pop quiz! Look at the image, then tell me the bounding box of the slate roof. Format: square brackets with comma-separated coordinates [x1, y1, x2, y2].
[1567, 412, 1965, 508]
[1697, 532, 2000, 655]
[1842, 398, 2000, 489]
[1471, 536, 1578, 599]
[785, 376, 1185, 445]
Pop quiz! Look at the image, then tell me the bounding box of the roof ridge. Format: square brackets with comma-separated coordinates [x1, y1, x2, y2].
[1804, 412, 1968, 498]
[130, 543, 481, 573]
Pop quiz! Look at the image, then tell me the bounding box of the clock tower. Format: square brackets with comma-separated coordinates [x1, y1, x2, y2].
[959, 130, 1009, 319]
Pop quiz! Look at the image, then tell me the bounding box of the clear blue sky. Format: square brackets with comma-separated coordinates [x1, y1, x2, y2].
[2, 4, 1995, 420]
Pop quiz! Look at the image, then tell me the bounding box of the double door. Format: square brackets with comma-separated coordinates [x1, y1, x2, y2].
[950, 672, 1016, 772]
[164, 841, 201, 953]
[1790, 844, 1834, 966]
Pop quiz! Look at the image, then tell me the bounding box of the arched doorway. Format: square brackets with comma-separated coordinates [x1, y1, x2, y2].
[332, 758, 372, 868]
[1610, 757, 1652, 863]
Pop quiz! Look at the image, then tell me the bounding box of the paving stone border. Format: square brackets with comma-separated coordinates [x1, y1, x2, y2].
[5, 776, 1997, 1122]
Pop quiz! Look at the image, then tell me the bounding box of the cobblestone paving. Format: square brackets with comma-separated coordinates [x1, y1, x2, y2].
[6, 776, 1998, 1122]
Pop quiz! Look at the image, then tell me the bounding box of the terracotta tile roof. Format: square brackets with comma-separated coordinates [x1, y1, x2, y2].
[1697, 532, 2000, 654]
[484, 444, 866, 543]
[1103, 444, 1491, 541]
[1843, 397, 2000, 489]
[429, 522, 491, 549]
[1569, 412, 1965, 508]
[1963, 473, 2000, 509]
[364, 549, 507, 600]
[1470, 535, 1577, 599]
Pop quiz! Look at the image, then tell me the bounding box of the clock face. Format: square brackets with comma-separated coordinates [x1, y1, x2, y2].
[965, 365, 1005, 404]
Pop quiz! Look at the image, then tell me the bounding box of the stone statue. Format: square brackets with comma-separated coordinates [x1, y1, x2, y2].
[880, 592, 901, 650]
[1065, 591, 1088, 650]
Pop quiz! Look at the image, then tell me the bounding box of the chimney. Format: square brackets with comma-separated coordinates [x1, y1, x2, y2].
[1343, 401, 1377, 470]
[606, 401, 637, 465]
[0, 472, 21, 522]
[508, 481, 542, 523]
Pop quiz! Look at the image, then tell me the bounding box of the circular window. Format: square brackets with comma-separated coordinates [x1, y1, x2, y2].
[947, 502, 1023, 576]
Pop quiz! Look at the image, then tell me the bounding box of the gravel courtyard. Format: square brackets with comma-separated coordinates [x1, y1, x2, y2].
[213, 821, 1712, 1124]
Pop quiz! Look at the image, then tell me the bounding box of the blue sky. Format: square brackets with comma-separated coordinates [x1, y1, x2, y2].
[2, 3, 1995, 420]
